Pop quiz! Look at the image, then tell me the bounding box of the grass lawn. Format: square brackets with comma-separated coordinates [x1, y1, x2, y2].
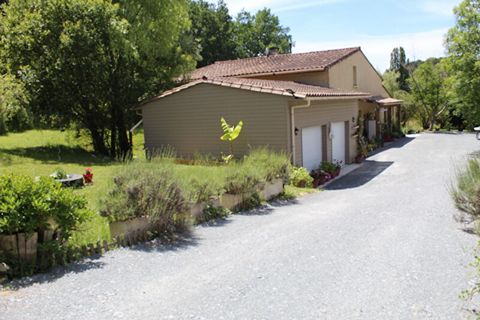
[0, 130, 147, 245]
[0, 130, 317, 246]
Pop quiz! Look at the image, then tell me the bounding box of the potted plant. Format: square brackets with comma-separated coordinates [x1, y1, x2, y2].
[320, 161, 338, 178]
[310, 169, 331, 187]
[333, 160, 343, 177]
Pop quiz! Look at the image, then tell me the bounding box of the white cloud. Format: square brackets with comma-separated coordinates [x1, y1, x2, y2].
[217, 0, 343, 14]
[422, 0, 458, 17]
[293, 28, 449, 72]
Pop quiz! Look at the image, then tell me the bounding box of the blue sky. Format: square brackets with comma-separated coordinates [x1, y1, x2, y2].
[212, 0, 460, 72]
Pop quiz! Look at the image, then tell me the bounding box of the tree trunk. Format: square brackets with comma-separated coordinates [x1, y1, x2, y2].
[110, 106, 117, 159]
[89, 126, 108, 155]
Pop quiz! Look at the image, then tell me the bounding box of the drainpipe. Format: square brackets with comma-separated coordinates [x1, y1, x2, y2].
[290, 99, 311, 166]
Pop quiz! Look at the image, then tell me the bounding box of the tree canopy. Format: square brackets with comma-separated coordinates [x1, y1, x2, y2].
[0, 0, 194, 157]
[446, 0, 480, 128]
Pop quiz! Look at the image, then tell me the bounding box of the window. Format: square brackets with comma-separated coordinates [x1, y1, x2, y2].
[353, 65, 358, 88]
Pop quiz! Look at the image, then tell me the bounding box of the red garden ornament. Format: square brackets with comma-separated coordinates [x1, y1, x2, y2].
[83, 167, 93, 184]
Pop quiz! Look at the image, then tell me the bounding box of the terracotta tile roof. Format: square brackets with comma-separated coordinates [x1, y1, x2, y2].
[367, 96, 403, 105]
[138, 77, 370, 108]
[190, 47, 361, 80]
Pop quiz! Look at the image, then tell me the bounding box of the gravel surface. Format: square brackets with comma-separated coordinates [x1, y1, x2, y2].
[1, 133, 479, 319]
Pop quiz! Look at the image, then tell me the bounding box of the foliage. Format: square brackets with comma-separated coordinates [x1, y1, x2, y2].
[460, 242, 480, 313]
[389, 47, 410, 91]
[407, 59, 451, 130]
[196, 204, 230, 224]
[357, 135, 368, 157]
[0, 175, 91, 238]
[244, 147, 290, 182]
[0, 0, 194, 158]
[50, 168, 68, 180]
[220, 117, 243, 162]
[100, 163, 188, 225]
[452, 158, 480, 221]
[289, 167, 313, 188]
[0, 74, 31, 135]
[446, 0, 480, 129]
[233, 8, 293, 58]
[224, 161, 264, 194]
[320, 161, 337, 175]
[188, 0, 235, 67]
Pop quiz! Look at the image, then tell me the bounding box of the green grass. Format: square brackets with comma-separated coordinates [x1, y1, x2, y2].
[281, 185, 318, 200]
[0, 130, 313, 246]
[0, 130, 146, 245]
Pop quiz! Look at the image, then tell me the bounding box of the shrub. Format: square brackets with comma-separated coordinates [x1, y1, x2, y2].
[100, 163, 188, 228]
[289, 167, 313, 188]
[320, 161, 337, 174]
[0, 175, 91, 239]
[244, 147, 290, 183]
[452, 158, 480, 220]
[224, 162, 264, 194]
[196, 204, 230, 224]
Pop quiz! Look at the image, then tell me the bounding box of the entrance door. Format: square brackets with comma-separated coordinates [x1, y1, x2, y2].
[302, 126, 322, 171]
[331, 122, 346, 165]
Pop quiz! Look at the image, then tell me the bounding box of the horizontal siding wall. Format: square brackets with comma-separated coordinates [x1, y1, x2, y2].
[329, 51, 390, 97]
[141, 84, 290, 158]
[294, 99, 359, 166]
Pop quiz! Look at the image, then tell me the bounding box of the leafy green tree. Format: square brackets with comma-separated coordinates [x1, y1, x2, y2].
[0, 0, 194, 158]
[407, 59, 451, 130]
[0, 74, 31, 134]
[446, 0, 480, 128]
[233, 8, 293, 58]
[389, 47, 410, 91]
[383, 70, 413, 125]
[188, 0, 235, 67]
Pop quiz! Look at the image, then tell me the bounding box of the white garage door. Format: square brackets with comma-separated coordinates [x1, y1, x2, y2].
[331, 122, 346, 165]
[302, 126, 322, 171]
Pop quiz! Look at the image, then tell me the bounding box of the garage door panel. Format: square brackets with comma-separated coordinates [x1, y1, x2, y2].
[302, 126, 322, 171]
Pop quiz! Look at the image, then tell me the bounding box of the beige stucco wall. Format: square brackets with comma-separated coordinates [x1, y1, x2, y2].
[248, 70, 329, 87]
[293, 99, 359, 166]
[328, 51, 390, 97]
[141, 84, 291, 158]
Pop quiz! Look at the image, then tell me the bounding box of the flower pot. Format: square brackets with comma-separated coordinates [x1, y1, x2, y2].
[334, 167, 341, 177]
[0, 232, 38, 262]
[109, 217, 151, 239]
[260, 178, 284, 200]
[355, 155, 364, 164]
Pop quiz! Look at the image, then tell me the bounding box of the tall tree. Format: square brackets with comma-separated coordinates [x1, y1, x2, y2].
[407, 59, 451, 130]
[233, 8, 293, 58]
[0, 0, 194, 157]
[188, 0, 235, 67]
[446, 0, 480, 128]
[389, 47, 410, 91]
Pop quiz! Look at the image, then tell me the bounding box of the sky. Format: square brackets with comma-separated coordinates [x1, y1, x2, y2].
[211, 0, 460, 72]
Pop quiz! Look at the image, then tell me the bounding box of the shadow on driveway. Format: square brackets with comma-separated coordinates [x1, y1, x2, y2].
[325, 160, 393, 190]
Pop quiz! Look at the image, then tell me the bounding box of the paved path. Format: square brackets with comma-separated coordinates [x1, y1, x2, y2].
[1, 133, 479, 319]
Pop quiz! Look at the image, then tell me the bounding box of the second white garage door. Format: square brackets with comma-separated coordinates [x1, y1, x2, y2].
[302, 126, 322, 171]
[331, 122, 346, 165]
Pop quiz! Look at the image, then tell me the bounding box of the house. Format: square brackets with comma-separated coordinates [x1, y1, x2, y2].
[136, 47, 401, 170]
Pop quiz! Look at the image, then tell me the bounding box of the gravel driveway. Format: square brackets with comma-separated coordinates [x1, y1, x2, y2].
[1, 133, 479, 319]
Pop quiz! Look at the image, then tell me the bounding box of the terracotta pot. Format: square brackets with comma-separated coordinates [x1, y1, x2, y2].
[334, 167, 341, 177]
[355, 155, 364, 164]
[0, 232, 38, 262]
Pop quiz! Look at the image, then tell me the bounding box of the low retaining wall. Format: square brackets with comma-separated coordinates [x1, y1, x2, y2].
[113, 178, 284, 237]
